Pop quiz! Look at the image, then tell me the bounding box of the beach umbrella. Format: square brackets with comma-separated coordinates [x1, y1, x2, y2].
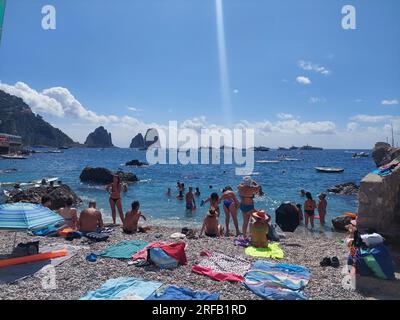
[0, 203, 64, 231]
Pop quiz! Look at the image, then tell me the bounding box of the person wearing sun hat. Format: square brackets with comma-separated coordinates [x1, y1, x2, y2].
[250, 209, 270, 248]
[238, 176, 261, 239]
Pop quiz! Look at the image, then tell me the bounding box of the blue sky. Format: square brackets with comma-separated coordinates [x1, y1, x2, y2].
[0, 0, 399, 148]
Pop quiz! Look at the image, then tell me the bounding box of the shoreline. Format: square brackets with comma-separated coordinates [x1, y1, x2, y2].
[0, 224, 370, 300]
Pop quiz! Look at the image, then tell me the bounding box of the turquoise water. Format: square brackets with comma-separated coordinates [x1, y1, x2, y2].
[0, 148, 374, 228]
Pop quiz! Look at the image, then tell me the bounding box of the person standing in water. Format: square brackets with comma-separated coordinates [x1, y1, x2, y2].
[194, 187, 201, 197]
[106, 175, 124, 224]
[56, 197, 78, 229]
[201, 192, 220, 215]
[220, 186, 241, 236]
[317, 193, 327, 226]
[185, 187, 196, 211]
[237, 176, 260, 239]
[304, 192, 317, 228]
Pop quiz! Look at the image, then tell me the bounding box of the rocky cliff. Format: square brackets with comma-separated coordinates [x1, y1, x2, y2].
[372, 142, 400, 167]
[0, 90, 78, 147]
[84, 126, 114, 148]
[129, 133, 145, 148]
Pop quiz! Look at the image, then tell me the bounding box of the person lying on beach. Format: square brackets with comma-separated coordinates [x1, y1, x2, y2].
[304, 192, 317, 228]
[238, 176, 260, 239]
[199, 208, 223, 238]
[250, 210, 270, 248]
[318, 193, 327, 226]
[200, 192, 220, 215]
[220, 186, 240, 236]
[56, 197, 78, 229]
[185, 187, 196, 211]
[41, 195, 52, 209]
[123, 201, 147, 234]
[106, 174, 124, 225]
[78, 200, 104, 233]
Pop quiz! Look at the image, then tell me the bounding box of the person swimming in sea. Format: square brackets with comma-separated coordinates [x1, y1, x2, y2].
[166, 188, 171, 196]
[185, 187, 196, 211]
[237, 176, 261, 239]
[123, 201, 147, 234]
[220, 186, 241, 236]
[194, 187, 201, 197]
[106, 174, 125, 225]
[199, 208, 223, 238]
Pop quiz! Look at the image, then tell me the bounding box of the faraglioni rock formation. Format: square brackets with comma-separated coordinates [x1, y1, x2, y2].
[372, 142, 400, 167]
[0, 90, 79, 147]
[6, 184, 82, 211]
[125, 159, 147, 167]
[84, 126, 114, 148]
[79, 167, 139, 184]
[129, 133, 145, 148]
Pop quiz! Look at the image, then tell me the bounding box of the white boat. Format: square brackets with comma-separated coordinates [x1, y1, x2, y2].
[353, 152, 369, 158]
[315, 167, 344, 173]
[257, 160, 280, 164]
[1, 154, 28, 160]
[283, 158, 301, 161]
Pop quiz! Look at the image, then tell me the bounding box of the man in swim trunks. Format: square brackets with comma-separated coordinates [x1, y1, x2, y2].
[237, 176, 261, 239]
[199, 208, 223, 238]
[78, 200, 104, 233]
[123, 201, 147, 234]
[56, 197, 78, 229]
[220, 186, 241, 236]
[317, 193, 327, 226]
[185, 187, 196, 211]
[106, 174, 124, 225]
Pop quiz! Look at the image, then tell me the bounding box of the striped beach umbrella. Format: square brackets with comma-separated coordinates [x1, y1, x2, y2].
[0, 203, 65, 231]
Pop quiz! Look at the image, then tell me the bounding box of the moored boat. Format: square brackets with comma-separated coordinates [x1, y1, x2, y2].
[1, 154, 28, 160]
[315, 167, 344, 173]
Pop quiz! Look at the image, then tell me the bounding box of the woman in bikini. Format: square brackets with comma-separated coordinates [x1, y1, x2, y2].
[237, 176, 260, 239]
[220, 186, 241, 236]
[106, 175, 124, 224]
[304, 192, 317, 229]
[56, 197, 78, 229]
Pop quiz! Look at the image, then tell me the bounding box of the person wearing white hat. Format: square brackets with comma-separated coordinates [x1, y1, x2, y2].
[237, 176, 261, 238]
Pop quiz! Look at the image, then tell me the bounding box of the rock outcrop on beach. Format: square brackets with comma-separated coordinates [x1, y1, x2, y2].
[79, 167, 139, 184]
[125, 159, 147, 167]
[6, 184, 82, 211]
[372, 142, 400, 167]
[84, 126, 114, 148]
[327, 182, 359, 195]
[129, 133, 145, 148]
[0, 90, 79, 148]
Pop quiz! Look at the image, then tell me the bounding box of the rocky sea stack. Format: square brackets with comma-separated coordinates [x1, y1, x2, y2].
[129, 133, 145, 148]
[79, 167, 139, 184]
[84, 126, 114, 148]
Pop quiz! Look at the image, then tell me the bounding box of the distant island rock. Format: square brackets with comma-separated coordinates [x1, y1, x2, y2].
[372, 142, 400, 167]
[0, 90, 79, 148]
[125, 159, 147, 167]
[79, 166, 139, 184]
[84, 126, 114, 148]
[129, 133, 145, 148]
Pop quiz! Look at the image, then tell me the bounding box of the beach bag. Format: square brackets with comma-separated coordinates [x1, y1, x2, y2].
[275, 203, 299, 232]
[148, 247, 179, 269]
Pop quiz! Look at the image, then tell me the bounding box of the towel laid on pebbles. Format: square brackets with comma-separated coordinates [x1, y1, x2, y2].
[192, 251, 251, 282]
[80, 277, 162, 300]
[244, 260, 310, 300]
[147, 285, 220, 300]
[98, 240, 148, 259]
[245, 243, 284, 259]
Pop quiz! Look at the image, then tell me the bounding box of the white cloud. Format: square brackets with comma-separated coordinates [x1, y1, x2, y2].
[180, 116, 207, 131]
[350, 114, 396, 123]
[296, 76, 311, 85]
[276, 113, 294, 120]
[309, 97, 326, 104]
[127, 107, 143, 112]
[298, 60, 331, 75]
[381, 99, 399, 106]
[233, 89, 239, 94]
[346, 122, 359, 132]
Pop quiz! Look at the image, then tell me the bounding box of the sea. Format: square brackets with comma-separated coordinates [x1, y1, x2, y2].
[0, 148, 375, 229]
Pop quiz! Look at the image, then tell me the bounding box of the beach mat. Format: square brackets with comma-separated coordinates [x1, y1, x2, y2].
[80, 277, 162, 300]
[245, 243, 284, 259]
[98, 240, 148, 259]
[0, 244, 82, 284]
[147, 285, 220, 300]
[244, 260, 311, 300]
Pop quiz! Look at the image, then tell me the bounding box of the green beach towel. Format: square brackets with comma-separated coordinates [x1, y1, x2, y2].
[0, 0, 6, 43]
[245, 243, 284, 259]
[99, 240, 148, 259]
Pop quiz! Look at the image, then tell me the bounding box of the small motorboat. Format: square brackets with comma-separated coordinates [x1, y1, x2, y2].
[315, 167, 344, 173]
[283, 158, 301, 161]
[353, 152, 369, 158]
[257, 160, 280, 164]
[1, 154, 28, 160]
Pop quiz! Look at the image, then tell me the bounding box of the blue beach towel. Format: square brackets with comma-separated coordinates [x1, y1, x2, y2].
[98, 240, 148, 259]
[244, 260, 311, 300]
[80, 277, 162, 300]
[147, 285, 220, 300]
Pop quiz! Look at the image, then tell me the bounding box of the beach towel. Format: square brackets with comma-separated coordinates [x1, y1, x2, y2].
[147, 285, 220, 300]
[99, 240, 148, 259]
[132, 241, 187, 265]
[234, 238, 250, 247]
[244, 260, 311, 300]
[80, 277, 162, 300]
[192, 251, 251, 282]
[148, 248, 179, 269]
[0, 244, 83, 284]
[245, 243, 284, 259]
